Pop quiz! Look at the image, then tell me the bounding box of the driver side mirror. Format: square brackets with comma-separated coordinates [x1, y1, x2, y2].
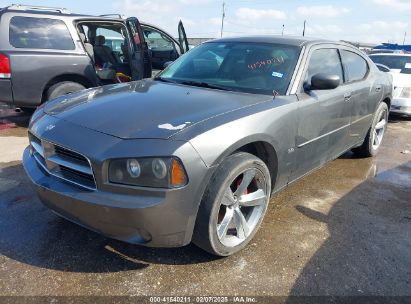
[305, 73, 340, 91]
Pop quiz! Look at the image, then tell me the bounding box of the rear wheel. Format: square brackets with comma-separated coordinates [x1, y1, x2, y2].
[46, 81, 86, 101]
[352, 102, 389, 157]
[193, 152, 271, 256]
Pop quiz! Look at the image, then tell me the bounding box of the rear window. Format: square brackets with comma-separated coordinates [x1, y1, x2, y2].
[340, 50, 369, 82]
[9, 16, 75, 50]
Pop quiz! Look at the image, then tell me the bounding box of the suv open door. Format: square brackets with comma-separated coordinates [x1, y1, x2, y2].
[178, 20, 189, 54]
[126, 17, 152, 80]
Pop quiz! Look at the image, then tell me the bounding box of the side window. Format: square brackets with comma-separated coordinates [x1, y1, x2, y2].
[142, 27, 175, 51]
[340, 50, 369, 82]
[9, 16, 74, 50]
[305, 48, 343, 86]
[96, 28, 125, 52]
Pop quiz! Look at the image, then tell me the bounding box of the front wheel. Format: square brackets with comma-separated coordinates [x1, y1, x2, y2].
[352, 102, 389, 157]
[193, 152, 271, 256]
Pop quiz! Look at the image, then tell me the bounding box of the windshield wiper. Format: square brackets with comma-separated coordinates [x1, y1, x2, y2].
[153, 76, 178, 83]
[180, 80, 232, 91]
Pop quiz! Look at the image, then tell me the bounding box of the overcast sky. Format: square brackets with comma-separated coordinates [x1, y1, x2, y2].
[2, 0, 410, 44]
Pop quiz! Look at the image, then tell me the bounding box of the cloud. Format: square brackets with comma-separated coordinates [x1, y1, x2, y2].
[372, 0, 411, 10]
[235, 7, 286, 21]
[357, 21, 408, 31]
[306, 24, 343, 34]
[297, 5, 350, 17]
[354, 21, 408, 43]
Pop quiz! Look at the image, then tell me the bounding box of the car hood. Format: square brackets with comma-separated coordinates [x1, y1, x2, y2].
[44, 80, 271, 139]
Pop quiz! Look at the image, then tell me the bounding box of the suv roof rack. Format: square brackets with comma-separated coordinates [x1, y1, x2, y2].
[7, 4, 71, 14]
[99, 14, 125, 19]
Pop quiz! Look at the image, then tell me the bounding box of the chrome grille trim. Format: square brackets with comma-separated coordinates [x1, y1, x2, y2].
[28, 132, 96, 190]
[31, 140, 44, 158]
[47, 155, 93, 176]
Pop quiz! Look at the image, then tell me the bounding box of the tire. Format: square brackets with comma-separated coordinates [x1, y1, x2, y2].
[46, 81, 86, 101]
[352, 102, 389, 157]
[193, 152, 271, 256]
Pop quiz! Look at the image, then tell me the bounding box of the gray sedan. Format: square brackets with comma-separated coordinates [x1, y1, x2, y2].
[23, 36, 392, 256]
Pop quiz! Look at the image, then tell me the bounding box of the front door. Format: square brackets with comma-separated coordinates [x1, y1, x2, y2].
[126, 17, 152, 80]
[291, 47, 351, 181]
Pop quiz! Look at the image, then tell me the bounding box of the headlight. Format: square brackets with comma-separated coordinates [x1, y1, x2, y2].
[400, 87, 411, 98]
[127, 159, 141, 178]
[109, 157, 187, 188]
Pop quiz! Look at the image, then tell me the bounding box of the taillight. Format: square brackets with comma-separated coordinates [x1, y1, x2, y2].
[0, 53, 11, 79]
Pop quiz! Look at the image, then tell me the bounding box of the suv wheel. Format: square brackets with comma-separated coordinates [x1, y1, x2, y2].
[46, 81, 86, 101]
[193, 152, 271, 256]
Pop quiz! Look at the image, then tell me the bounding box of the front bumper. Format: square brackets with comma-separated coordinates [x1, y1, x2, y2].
[391, 97, 411, 115]
[22, 113, 212, 247]
[23, 146, 208, 247]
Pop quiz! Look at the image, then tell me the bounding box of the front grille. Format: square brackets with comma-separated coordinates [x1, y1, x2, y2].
[54, 145, 90, 165]
[29, 132, 96, 190]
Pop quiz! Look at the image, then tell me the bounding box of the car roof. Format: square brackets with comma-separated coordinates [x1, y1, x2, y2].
[0, 7, 124, 21]
[206, 35, 349, 47]
[0, 8, 171, 31]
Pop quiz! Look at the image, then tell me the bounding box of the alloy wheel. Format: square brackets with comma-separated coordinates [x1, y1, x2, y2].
[216, 168, 269, 247]
[372, 108, 388, 150]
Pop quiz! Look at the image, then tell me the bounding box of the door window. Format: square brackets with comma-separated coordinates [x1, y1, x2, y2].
[305, 48, 343, 87]
[340, 50, 369, 82]
[142, 27, 175, 51]
[96, 28, 125, 53]
[9, 16, 74, 50]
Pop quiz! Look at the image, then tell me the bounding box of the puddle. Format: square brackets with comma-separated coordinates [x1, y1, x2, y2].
[375, 167, 411, 189]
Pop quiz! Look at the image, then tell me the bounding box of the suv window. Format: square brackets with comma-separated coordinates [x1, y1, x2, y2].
[142, 27, 175, 50]
[340, 50, 368, 82]
[96, 27, 124, 52]
[305, 48, 343, 86]
[9, 16, 74, 50]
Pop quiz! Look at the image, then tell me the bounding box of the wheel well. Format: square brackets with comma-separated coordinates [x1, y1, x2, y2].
[41, 74, 94, 102]
[234, 141, 278, 190]
[382, 97, 391, 109]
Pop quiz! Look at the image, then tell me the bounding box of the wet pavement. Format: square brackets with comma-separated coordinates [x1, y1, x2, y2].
[0, 106, 410, 297]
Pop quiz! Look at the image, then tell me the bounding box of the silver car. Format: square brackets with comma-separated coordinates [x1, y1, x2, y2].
[23, 36, 392, 256]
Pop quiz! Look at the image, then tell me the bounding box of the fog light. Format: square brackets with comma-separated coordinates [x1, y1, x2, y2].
[152, 158, 167, 179]
[127, 159, 141, 178]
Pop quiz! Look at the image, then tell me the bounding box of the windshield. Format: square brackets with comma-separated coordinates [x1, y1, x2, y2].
[370, 55, 411, 74]
[157, 42, 301, 95]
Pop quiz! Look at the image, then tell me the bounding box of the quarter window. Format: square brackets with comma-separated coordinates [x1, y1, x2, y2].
[305, 48, 343, 86]
[9, 16, 74, 50]
[340, 50, 368, 82]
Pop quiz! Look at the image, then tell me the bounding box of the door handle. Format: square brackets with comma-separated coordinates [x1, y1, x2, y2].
[344, 93, 352, 102]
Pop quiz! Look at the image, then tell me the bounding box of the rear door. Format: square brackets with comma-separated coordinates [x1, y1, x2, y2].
[126, 17, 152, 79]
[339, 49, 378, 146]
[291, 46, 351, 181]
[178, 20, 189, 54]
